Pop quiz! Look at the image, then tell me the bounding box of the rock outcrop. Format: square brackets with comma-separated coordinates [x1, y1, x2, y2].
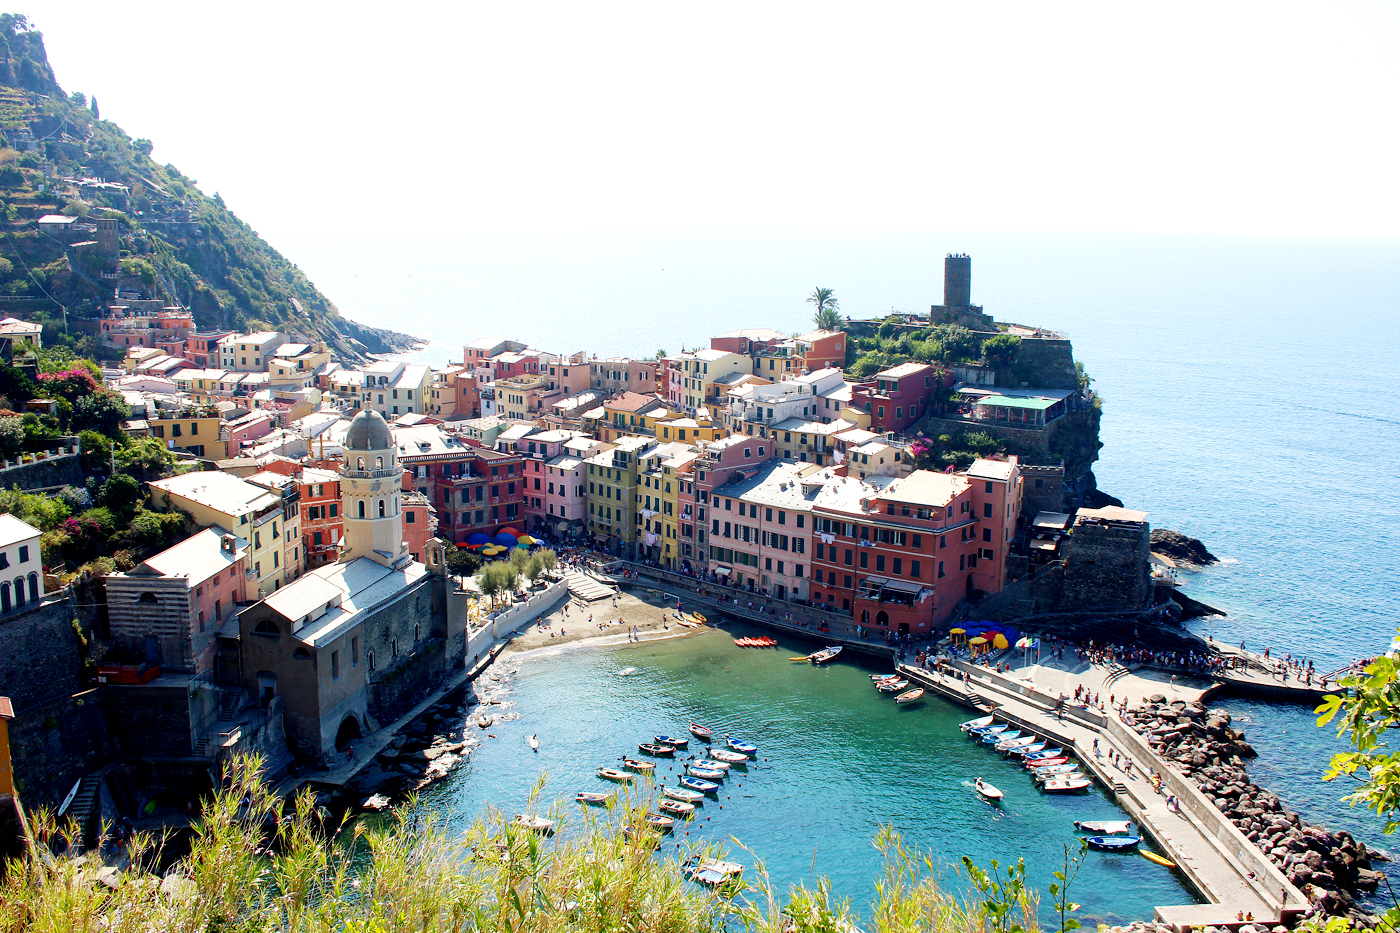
[1150, 529, 1219, 566]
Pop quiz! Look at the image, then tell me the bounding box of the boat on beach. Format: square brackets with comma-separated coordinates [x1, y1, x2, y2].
[689, 723, 713, 741]
[679, 776, 720, 794]
[638, 742, 675, 756]
[975, 778, 1004, 801]
[960, 715, 994, 731]
[895, 688, 926, 705]
[1075, 819, 1133, 835]
[663, 786, 705, 803]
[597, 767, 634, 783]
[654, 734, 689, 748]
[1086, 835, 1140, 851]
[810, 646, 842, 664]
[576, 791, 611, 805]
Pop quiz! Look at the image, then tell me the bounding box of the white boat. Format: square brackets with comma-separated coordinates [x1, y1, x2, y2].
[1010, 742, 1047, 757]
[709, 749, 747, 763]
[975, 778, 1004, 801]
[658, 799, 695, 816]
[643, 813, 676, 833]
[576, 791, 611, 805]
[622, 758, 655, 773]
[687, 764, 725, 781]
[877, 679, 909, 693]
[895, 688, 925, 705]
[663, 786, 705, 803]
[690, 858, 743, 885]
[810, 646, 842, 665]
[1034, 768, 1081, 783]
[693, 758, 731, 772]
[597, 767, 634, 783]
[528, 734, 539, 751]
[996, 736, 1036, 751]
[1041, 776, 1093, 793]
[1031, 763, 1079, 777]
[1075, 819, 1134, 835]
[512, 814, 557, 834]
[873, 672, 902, 682]
[960, 715, 994, 731]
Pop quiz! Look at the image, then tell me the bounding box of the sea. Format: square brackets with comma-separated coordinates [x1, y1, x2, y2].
[289, 229, 1400, 916]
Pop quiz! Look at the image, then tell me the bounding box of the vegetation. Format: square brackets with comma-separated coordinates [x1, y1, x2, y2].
[808, 287, 842, 332]
[844, 321, 983, 378]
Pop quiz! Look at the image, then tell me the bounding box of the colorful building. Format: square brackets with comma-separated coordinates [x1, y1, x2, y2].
[848, 362, 936, 433]
[708, 459, 820, 598]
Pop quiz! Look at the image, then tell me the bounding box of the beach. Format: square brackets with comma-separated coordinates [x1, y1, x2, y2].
[498, 585, 708, 660]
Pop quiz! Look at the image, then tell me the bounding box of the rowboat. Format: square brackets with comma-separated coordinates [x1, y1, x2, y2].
[643, 813, 676, 832]
[726, 737, 758, 755]
[1086, 835, 1140, 851]
[960, 715, 994, 731]
[895, 688, 926, 705]
[1041, 776, 1092, 793]
[654, 734, 689, 749]
[975, 778, 1004, 801]
[875, 673, 904, 682]
[576, 791, 611, 805]
[687, 765, 725, 781]
[982, 730, 1020, 745]
[1010, 743, 1046, 757]
[1024, 748, 1063, 761]
[689, 723, 713, 741]
[622, 758, 655, 773]
[1030, 763, 1079, 777]
[638, 743, 675, 756]
[1076, 820, 1133, 835]
[810, 646, 842, 665]
[709, 748, 747, 764]
[679, 776, 720, 794]
[690, 858, 743, 886]
[512, 814, 556, 834]
[658, 799, 695, 816]
[969, 724, 1008, 737]
[1141, 850, 1177, 868]
[694, 758, 731, 772]
[597, 767, 633, 783]
[995, 736, 1036, 751]
[663, 786, 705, 803]
[1025, 756, 1069, 768]
[877, 679, 909, 693]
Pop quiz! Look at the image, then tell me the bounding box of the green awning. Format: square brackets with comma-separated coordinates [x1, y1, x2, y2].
[974, 395, 1060, 411]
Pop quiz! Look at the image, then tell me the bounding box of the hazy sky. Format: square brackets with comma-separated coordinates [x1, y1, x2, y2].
[26, 2, 1400, 247]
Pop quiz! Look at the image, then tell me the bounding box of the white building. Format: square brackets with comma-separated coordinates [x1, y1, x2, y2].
[219, 332, 285, 372]
[0, 514, 43, 612]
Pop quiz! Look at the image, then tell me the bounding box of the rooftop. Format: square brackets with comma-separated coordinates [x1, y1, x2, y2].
[1077, 505, 1149, 525]
[605, 391, 661, 413]
[126, 527, 248, 585]
[966, 458, 1016, 481]
[273, 556, 429, 648]
[0, 513, 40, 549]
[877, 362, 933, 380]
[712, 459, 824, 511]
[149, 471, 280, 518]
[714, 327, 786, 342]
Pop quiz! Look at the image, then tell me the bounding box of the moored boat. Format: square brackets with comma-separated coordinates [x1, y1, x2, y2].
[643, 813, 676, 832]
[895, 688, 926, 705]
[638, 743, 675, 756]
[512, 814, 556, 834]
[693, 758, 730, 772]
[1010, 743, 1047, 757]
[995, 736, 1036, 751]
[877, 679, 909, 693]
[622, 757, 655, 773]
[1024, 747, 1063, 761]
[810, 646, 842, 665]
[658, 799, 695, 816]
[1041, 776, 1092, 793]
[1030, 763, 1079, 778]
[1024, 756, 1069, 768]
[528, 734, 539, 750]
[689, 723, 713, 741]
[1141, 850, 1177, 868]
[960, 715, 994, 731]
[726, 736, 758, 755]
[690, 858, 743, 886]
[982, 730, 1020, 745]
[663, 785, 704, 802]
[1075, 819, 1133, 835]
[597, 767, 634, 783]
[576, 791, 611, 805]
[969, 723, 1008, 737]
[709, 748, 747, 763]
[1086, 835, 1140, 851]
[975, 778, 1004, 801]
[687, 764, 725, 781]
[679, 776, 720, 794]
[654, 734, 689, 749]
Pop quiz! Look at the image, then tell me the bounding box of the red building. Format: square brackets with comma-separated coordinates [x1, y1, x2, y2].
[396, 425, 525, 544]
[299, 466, 342, 566]
[849, 362, 936, 433]
[794, 329, 846, 372]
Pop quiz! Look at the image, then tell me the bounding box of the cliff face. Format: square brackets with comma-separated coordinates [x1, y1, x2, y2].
[0, 17, 416, 361]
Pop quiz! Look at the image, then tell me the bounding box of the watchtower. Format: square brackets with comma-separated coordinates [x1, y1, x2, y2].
[944, 254, 972, 309]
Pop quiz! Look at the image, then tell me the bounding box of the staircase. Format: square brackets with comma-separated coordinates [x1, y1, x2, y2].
[218, 688, 245, 722]
[62, 775, 100, 845]
[566, 572, 615, 602]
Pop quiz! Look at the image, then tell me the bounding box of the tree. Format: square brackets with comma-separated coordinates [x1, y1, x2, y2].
[981, 333, 1021, 367]
[444, 545, 482, 577]
[538, 547, 558, 576]
[1319, 654, 1400, 833]
[526, 553, 546, 585]
[477, 563, 506, 607]
[809, 287, 842, 332]
[73, 391, 130, 437]
[100, 472, 141, 515]
[90, 97, 99, 119]
[0, 416, 22, 459]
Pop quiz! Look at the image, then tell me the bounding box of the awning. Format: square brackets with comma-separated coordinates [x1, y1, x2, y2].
[715, 565, 732, 575]
[881, 578, 923, 596]
[1030, 539, 1058, 552]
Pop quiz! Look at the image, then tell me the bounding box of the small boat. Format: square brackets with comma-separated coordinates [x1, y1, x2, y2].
[663, 786, 704, 803]
[726, 737, 758, 756]
[1086, 835, 1141, 851]
[643, 813, 676, 832]
[1010, 743, 1046, 757]
[982, 730, 1020, 745]
[622, 758, 655, 773]
[597, 767, 634, 783]
[512, 814, 556, 834]
[528, 734, 539, 751]
[995, 736, 1036, 751]
[678, 776, 720, 794]
[975, 778, 1004, 801]
[1141, 850, 1177, 868]
[960, 715, 994, 731]
[877, 679, 909, 693]
[658, 799, 695, 817]
[689, 723, 714, 741]
[690, 858, 743, 886]
[693, 758, 730, 772]
[872, 673, 902, 684]
[895, 688, 926, 705]
[810, 646, 842, 665]
[654, 734, 688, 749]
[638, 743, 675, 756]
[618, 667, 638, 676]
[1024, 748, 1063, 761]
[969, 724, 1008, 737]
[687, 765, 725, 781]
[709, 748, 747, 763]
[1025, 756, 1069, 769]
[1041, 776, 1093, 793]
[1031, 763, 1079, 778]
[1076, 820, 1133, 835]
[575, 792, 611, 805]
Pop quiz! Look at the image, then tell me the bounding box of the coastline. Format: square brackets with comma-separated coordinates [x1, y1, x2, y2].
[496, 587, 711, 662]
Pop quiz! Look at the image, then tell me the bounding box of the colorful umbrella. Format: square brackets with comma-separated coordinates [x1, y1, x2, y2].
[968, 636, 987, 645]
[517, 534, 537, 546]
[949, 628, 966, 635]
[467, 532, 491, 546]
[992, 633, 1009, 650]
[492, 532, 518, 547]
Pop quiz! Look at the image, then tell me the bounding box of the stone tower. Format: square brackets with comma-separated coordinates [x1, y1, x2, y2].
[944, 253, 971, 309]
[338, 409, 407, 568]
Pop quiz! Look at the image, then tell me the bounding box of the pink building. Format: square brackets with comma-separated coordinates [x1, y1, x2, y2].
[402, 490, 437, 562]
[221, 410, 276, 457]
[510, 430, 595, 536]
[103, 528, 249, 675]
[689, 434, 775, 570]
[849, 362, 936, 433]
[708, 459, 816, 598]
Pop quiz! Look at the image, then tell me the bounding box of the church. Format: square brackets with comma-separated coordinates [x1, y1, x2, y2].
[237, 409, 464, 766]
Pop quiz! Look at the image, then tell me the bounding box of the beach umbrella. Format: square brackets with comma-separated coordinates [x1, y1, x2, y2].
[467, 532, 491, 546]
[968, 636, 987, 645]
[949, 628, 966, 635]
[493, 532, 519, 547]
[992, 633, 1009, 650]
[517, 534, 537, 546]
[499, 527, 524, 538]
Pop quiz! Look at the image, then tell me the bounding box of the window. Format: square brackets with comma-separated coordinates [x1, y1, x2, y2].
[875, 554, 884, 572]
[331, 650, 340, 680]
[844, 548, 853, 566]
[367, 649, 375, 671]
[983, 527, 992, 542]
[379, 500, 386, 518]
[406, 511, 416, 523]
[859, 551, 868, 569]
[959, 554, 966, 571]
[16, 546, 26, 564]
[938, 561, 945, 579]
[358, 501, 366, 518]
[911, 560, 921, 578]
[984, 502, 993, 518]
[980, 547, 994, 561]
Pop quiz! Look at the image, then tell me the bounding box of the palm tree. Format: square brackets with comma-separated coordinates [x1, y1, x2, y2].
[808, 287, 842, 331]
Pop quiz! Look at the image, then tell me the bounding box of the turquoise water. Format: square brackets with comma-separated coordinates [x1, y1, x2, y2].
[416, 626, 1197, 924]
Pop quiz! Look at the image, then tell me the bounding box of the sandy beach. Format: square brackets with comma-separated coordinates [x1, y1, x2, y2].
[498, 586, 711, 661]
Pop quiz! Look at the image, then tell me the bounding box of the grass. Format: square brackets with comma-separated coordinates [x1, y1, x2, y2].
[0, 755, 1041, 933]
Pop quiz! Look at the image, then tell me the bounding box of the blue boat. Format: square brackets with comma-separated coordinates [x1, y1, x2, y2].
[654, 734, 689, 749]
[726, 737, 758, 756]
[1086, 835, 1141, 851]
[969, 724, 1007, 737]
[1024, 748, 1063, 761]
[679, 776, 720, 794]
[982, 730, 1020, 745]
[1011, 742, 1046, 757]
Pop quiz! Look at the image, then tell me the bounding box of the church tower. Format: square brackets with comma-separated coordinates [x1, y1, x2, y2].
[338, 408, 408, 568]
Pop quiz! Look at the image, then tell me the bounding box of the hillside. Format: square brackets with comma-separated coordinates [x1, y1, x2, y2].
[0, 15, 416, 361]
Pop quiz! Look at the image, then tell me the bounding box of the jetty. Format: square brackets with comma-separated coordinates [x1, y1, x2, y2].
[901, 659, 1309, 929]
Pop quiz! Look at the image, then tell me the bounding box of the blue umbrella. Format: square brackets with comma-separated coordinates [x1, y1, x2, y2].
[493, 532, 519, 547]
[467, 532, 491, 546]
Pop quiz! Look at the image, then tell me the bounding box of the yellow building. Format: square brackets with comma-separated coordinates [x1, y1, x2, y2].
[655, 414, 725, 444]
[585, 436, 649, 553]
[148, 407, 226, 460]
[657, 449, 696, 570]
[598, 392, 677, 443]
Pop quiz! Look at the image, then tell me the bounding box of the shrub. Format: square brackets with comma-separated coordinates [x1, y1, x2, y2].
[0, 415, 22, 459]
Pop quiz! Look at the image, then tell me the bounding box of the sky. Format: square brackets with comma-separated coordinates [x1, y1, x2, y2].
[24, 2, 1400, 250]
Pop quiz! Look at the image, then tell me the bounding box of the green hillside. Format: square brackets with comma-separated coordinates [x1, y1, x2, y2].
[0, 14, 415, 361]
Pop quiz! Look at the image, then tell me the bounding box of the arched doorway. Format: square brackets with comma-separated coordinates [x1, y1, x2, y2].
[336, 715, 362, 749]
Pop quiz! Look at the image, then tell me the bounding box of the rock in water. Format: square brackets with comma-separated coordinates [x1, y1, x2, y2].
[1150, 528, 1219, 565]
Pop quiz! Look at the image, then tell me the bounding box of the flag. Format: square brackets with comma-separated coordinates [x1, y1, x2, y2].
[944, 463, 954, 474]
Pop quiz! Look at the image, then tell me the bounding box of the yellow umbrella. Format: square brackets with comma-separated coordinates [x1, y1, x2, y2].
[949, 628, 966, 635]
[517, 534, 537, 546]
[968, 636, 987, 645]
[992, 633, 1009, 650]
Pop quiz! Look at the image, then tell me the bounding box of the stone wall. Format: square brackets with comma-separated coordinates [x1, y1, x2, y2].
[1019, 463, 1067, 515]
[967, 563, 1064, 622]
[366, 575, 445, 728]
[102, 682, 198, 757]
[1060, 521, 1151, 611]
[919, 415, 1055, 453]
[0, 447, 83, 491]
[8, 688, 118, 808]
[1012, 336, 1078, 390]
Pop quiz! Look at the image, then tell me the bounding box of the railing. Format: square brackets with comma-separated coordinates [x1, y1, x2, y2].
[0, 442, 80, 471]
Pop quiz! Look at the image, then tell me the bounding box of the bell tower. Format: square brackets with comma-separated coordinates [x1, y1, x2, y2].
[338, 409, 408, 568]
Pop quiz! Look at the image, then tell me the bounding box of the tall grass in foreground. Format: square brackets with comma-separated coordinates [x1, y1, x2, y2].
[0, 756, 1037, 933]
